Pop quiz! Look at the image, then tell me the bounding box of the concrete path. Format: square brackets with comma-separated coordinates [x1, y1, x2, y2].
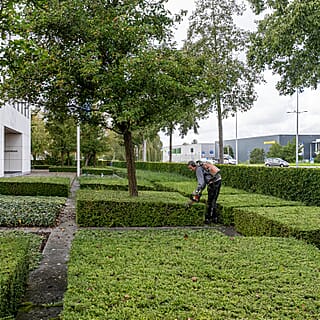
[15, 177, 79, 320]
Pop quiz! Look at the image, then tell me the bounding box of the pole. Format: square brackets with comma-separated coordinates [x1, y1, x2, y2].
[235, 110, 238, 165]
[296, 91, 299, 168]
[77, 125, 81, 177]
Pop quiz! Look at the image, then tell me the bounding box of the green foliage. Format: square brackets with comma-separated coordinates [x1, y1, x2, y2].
[76, 190, 205, 227]
[185, 0, 261, 163]
[0, 176, 70, 197]
[63, 229, 320, 319]
[0, 232, 42, 318]
[234, 206, 320, 248]
[249, 148, 265, 164]
[221, 164, 320, 206]
[0, 195, 66, 227]
[79, 176, 155, 191]
[248, 0, 320, 94]
[218, 193, 303, 226]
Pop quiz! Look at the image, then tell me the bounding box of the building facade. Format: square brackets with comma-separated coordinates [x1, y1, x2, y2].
[0, 102, 31, 177]
[222, 134, 320, 163]
[162, 143, 215, 163]
[162, 134, 320, 164]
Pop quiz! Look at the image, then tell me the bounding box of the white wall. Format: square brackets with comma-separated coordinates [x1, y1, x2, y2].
[0, 104, 31, 177]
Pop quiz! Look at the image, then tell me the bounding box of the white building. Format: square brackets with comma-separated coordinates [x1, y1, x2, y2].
[0, 102, 31, 177]
[162, 143, 215, 163]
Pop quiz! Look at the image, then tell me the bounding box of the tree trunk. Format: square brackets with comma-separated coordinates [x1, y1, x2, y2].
[123, 129, 138, 197]
[217, 96, 224, 164]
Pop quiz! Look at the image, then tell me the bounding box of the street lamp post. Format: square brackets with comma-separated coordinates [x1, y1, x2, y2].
[287, 90, 307, 168]
[235, 110, 238, 165]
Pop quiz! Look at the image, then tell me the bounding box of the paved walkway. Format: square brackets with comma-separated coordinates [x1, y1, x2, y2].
[15, 176, 79, 320]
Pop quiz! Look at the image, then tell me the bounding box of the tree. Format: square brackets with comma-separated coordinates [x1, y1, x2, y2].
[31, 112, 51, 161]
[46, 118, 77, 166]
[249, 148, 265, 164]
[80, 123, 110, 167]
[267, 142, 283, 158]
[185, 0, 260, 164]
[247, 0, 320, 95]
[0, 0, 201, 196]
[266, 139, 303, 162]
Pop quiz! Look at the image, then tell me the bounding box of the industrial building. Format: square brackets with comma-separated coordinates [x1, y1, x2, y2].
[0, 102, 31, 177]
[162, 134, 320, 163]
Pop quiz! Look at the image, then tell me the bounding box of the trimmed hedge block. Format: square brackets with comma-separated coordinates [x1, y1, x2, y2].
[0, 177, 70, 197]
[218, 193, 303, 226]
[76, 190, 205, 227]
[79, 177, 155, 191]
[234, 206, 320, 248]
[0, 233, 32, 318]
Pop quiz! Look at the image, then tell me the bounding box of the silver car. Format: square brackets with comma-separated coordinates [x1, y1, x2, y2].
[265, 158, 289, 167]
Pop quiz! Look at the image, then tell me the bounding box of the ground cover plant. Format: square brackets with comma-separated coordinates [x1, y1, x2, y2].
[0, 176, 71, 197]
[62, 229, 320, 319]
[0, 231, 43, 318]
[234, 206, 320, 248]
[76, 190, 205, 227]
[0, 195, 66, 227]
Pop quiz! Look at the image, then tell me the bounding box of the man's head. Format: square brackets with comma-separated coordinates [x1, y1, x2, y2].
[187, 160, 197, 171]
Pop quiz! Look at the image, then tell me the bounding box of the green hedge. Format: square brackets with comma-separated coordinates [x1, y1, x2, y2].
[79, 177, 155, 191]
[234, 206, 320, 248]
[0, 232, 41, 318]
[76, 190, 205, 227]
[221, 165, 320, 206]
[0, 177, 70, 197]
[112, 162, 320, 206]
[218, 193, 304, 226]
[49, 166, 77, 172]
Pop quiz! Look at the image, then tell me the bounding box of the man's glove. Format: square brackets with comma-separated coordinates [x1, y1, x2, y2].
[191, 191, 201, 202]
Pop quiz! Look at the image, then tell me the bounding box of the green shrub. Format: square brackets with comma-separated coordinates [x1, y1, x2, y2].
[0, 177, 70, 197]
[79, 176, 155, 191]
[76, 190, 205, 227]
[234, 206, 320, 248]
[0, 232, 42, 318]
[81, 167, 114, 176]
[49, 166, 77, 172]
[218, 193, 303, 226]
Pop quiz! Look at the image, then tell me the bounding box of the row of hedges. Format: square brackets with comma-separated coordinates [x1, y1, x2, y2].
[113, 161, 320, 206]
[0, 232, 42, 318]
[77, 174, 320, 247]
[0, 176, 71, 197]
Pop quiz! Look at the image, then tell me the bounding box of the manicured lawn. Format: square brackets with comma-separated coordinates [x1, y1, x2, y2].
[63, 229, 320, 319]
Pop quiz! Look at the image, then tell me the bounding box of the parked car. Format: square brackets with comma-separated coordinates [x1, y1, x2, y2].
[224, 155, 237, 165]
[264, 158, 289, 167]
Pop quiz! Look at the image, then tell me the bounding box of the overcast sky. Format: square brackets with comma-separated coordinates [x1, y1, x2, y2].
[159, 0, 319, 147]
